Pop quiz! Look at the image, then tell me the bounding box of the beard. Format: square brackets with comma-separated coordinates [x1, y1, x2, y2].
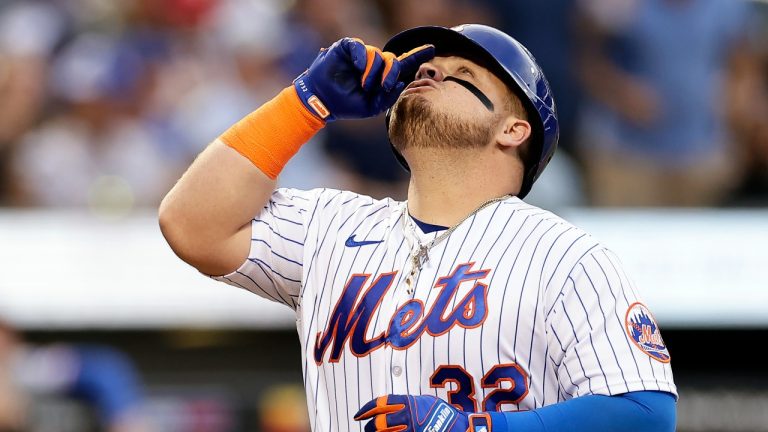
[388, 93, 499, 153]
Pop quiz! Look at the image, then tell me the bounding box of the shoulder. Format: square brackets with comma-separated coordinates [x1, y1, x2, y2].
[270, 187, 403, 222]
[272, 188, 400, 208]
[510, 199, 610, 275]
[510, 198, 601, 249]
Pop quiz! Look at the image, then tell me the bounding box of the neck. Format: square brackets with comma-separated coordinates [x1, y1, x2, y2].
[404, 148, 518, 226]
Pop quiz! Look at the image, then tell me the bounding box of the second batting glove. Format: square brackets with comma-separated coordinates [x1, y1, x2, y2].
[355, 394, 493, 432]
[293, 38, 435, 122]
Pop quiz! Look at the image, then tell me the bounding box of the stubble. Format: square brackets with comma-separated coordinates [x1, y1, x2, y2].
[388, 93, 499, 153]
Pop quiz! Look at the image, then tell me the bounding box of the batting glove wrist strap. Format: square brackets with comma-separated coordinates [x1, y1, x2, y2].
[468, 413, 494, 432]
[219, 86, 324, 179]
[294, 38, 435, 122]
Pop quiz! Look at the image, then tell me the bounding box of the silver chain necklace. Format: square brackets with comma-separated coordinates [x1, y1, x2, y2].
[403, 194, 511, 293]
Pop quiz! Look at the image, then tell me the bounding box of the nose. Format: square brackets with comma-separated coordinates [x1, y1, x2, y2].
[415, 62, 445, 81]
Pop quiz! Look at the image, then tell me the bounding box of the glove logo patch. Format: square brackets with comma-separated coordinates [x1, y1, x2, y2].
[625, 302, 670, 363]
[425, 402, 455, 432]
[308, 96, 331, 119]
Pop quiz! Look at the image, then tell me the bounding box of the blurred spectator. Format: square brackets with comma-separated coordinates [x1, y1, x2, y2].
[280, 0, 387, 78]
[377, 0, 492, 33]
[727, 0, 768, 206]
[483, 0, 587, 208]
[0, 320, 154, 431]
[0, 0, 67, 205]
[575, 0, 754, 207]
[0, 0, 765, 208]
[0, 320, 26, 430]
[483, 0, 581, 154]
[170, 0, 293, 153]
[9, 30, 184, 211]
[292, 0, 384, 47]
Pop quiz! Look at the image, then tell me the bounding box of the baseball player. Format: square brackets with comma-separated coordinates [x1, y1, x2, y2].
[160, 24, 677, 432]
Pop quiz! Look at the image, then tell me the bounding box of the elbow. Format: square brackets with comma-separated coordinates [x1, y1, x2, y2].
[158, 195, 197, 267]
[158, 195, 247, 276]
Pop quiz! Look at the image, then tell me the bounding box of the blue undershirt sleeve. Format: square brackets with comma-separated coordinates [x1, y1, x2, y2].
[486, 391, 676, 432]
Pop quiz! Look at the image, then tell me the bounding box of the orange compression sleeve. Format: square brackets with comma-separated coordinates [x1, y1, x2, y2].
[218, 86, 325, 179]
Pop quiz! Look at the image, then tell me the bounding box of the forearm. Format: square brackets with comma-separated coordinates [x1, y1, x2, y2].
[159, 87, 323, 276]
[489, 391, 676, 432]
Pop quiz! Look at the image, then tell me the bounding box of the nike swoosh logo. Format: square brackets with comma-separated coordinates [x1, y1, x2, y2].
[345, 235, 384, 247]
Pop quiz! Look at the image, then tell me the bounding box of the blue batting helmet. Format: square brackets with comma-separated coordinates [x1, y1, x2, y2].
[383, 24, 559, 199]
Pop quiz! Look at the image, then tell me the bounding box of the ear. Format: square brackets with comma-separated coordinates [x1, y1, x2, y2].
[495, 115, 532, 150]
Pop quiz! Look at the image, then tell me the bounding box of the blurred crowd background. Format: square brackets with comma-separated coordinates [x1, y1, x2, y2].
[1, 0, 768, 431]
[0, 0, 766, 212]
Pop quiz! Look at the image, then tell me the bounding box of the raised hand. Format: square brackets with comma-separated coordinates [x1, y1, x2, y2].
[293, 38, 434, 121]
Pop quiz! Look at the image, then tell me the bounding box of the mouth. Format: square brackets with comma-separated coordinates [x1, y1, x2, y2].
[400, 79, 437, 97]
[404, 79, 438, 91]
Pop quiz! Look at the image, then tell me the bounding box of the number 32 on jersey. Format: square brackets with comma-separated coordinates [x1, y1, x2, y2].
[432, 364, 529, 412]
[313, 263, 530, 413]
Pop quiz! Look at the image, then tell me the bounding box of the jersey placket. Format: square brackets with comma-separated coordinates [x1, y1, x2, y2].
[390, 233, 442, 395]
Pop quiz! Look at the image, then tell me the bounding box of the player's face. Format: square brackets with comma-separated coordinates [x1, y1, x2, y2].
[388, 56, 512, 152]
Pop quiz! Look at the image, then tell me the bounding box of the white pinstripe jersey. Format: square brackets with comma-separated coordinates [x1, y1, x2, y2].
[214, 188, 677, 432]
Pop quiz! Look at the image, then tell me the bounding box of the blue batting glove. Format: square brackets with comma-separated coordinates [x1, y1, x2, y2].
[293, 38, 435, 122]
[355, 394, 493, 432]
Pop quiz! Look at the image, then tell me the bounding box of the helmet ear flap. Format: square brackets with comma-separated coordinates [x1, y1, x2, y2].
[383, 24, 559, 199]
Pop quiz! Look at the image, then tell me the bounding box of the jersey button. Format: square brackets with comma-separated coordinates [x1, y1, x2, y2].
[392, 365, 402, 377]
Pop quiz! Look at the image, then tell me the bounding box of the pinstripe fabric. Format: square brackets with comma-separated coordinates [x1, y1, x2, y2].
[213, 188, 677, 432]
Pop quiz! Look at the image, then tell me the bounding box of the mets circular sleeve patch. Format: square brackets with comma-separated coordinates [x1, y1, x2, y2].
[625, 302, 671, 363]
